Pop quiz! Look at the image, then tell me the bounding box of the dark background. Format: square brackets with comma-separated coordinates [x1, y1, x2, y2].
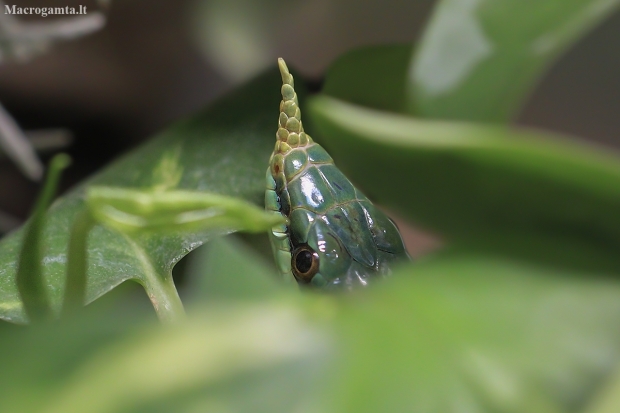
[0, 0, 618, 254]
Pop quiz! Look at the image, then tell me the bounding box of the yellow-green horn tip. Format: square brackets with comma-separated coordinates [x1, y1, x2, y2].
[277, 58, 293, 86]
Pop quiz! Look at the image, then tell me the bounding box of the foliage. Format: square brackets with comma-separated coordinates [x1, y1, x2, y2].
[0, 0, 620, 412]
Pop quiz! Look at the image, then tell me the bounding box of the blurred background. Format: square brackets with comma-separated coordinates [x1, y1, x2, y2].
[0, 0, 619, 251]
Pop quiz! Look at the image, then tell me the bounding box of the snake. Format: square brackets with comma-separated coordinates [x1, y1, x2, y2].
[266, 58, 409, 290]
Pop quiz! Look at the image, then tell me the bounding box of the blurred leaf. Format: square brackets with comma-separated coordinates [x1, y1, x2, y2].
[322, 44, 412, 113]
[308, 96, 620, 273]
[584, 362, 620, 413]
[0, 8, 106, 62]
[0, 101, 43, 180]
[190, 0, 276, 83]
[328, 255, 620, 413]
[0, 68, 295, 323]
[86, 188, 284, 235]
[0, 301, 327, 413]
[4, 249, 620, 413]
[409, 0, 620, 122]
[17, 154, 70, 323]
[184, 235, 289, 304]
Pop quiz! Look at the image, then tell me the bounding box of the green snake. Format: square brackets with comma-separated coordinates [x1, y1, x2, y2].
[266, 59, 409, 289]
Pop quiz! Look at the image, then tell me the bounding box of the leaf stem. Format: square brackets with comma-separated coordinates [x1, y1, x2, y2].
[16, 154, 70, 323]
[125, 236, 185, 323]
[61, 208, 95, 317]
[144, 271, 186, 324]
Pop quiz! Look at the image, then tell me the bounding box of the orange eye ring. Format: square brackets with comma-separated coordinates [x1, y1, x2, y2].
[291, 245, 320, 283]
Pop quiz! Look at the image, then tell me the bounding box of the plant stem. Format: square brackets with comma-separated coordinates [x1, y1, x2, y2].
[125, 236, 185, 323]
[143, 270, 186, 324]
[16, 154, 70, 323]
[61, 208, 95, 317]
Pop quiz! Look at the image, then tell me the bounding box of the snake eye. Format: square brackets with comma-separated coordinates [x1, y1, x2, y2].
[292, 246, 320, 283]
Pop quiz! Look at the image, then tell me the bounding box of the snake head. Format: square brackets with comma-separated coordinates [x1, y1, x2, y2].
[288, 200, 408, 290]
[267, 58, 409, 290]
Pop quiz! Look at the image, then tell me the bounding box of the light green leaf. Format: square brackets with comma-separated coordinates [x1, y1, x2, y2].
[86, 188, 284, 235]
[308, 96, 620, 272]
[0, 301, 327, 413]
[0, 68, 293, 323]
[410, 0, 620, 121]
[327, 255, 620, 413]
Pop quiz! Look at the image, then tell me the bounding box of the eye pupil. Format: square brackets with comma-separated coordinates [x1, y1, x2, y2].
[292, 246, 319, 283]
[295, 250, 313, 273]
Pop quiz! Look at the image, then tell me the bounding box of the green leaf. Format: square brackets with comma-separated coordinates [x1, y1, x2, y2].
[84, 186, 285, 322]
[308, 96, 620, 272]
[183, 235, 288, 304]
[0, 68, 293, 323]
[16, 154, 71, 323]
[0, 301, 327, 413]
[328, 255, 620, 413]
[2, 253, 619, 412]
[322, 44, 412, 113]
[409, 0, 620, 122]
[86, 187, 284, 235]
[585, 363, 620, 413]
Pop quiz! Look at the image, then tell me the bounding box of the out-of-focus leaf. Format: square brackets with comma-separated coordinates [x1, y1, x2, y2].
[327, 255, 620, 413]
[584, 363, 620, 413]
[0, 10, 106, 62]
[409, 0, 620, 122]
[0, 301, 327, 413]
[86, 188, 284, 235]
[184, 235, 288, 305]
[308, 96, 620, 272]
[322, 44, 412, 113]
[0, 101, 43, 180]
[0, 68, 295, 323]
[16, 155, 70, 323]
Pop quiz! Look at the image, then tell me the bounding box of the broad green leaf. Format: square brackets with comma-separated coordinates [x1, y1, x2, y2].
[3, 253, 620, 413]
[0, 301, 327, 413]
[183, 235, 288, 304]
[0, 68, 294, 323]
[327, 255, 620, 413]
[308, 96, 620, 272]
[61, 188, 284, 322]
[410, 0, 620, 121]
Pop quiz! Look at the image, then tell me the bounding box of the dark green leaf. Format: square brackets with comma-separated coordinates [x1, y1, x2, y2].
[183, 235, 289, 304]
[308, 96, 620, 272]
[409, 0, 620, 121]
[0, 68, 295, 323]
[322, 44, 412, 113]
